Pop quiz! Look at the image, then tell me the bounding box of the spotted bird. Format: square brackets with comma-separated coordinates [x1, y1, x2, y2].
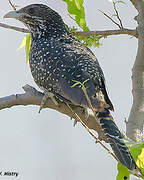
[4, 4, 137, 171]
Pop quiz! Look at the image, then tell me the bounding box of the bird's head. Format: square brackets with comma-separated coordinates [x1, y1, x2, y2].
[4, 4, 67, 36]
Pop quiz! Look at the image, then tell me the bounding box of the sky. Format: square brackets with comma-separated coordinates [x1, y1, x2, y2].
[0, 0, 139, 180]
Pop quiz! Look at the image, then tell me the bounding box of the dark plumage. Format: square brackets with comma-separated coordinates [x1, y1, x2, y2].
[4, 4, 137, 171]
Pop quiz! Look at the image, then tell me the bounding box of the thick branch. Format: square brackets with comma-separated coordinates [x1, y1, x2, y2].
[0, 22, 138, 38]
[127, 0, 144, 141]
[0, 84, 106, 141]
[130, 0, 139, 11]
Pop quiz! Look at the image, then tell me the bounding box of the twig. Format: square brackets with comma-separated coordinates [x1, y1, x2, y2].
[0, 23, 30, 33]
[113, 1, 123, 28]
[71, 79, 99, 122]
[66, 103, 118, 161]
[124, 117, 128, 124]
[68, 14, 83, 30]
[8, 0, 16, 10]
[98, 9, 121, 29]
[68, 14, 75, 22]
[0, 22, 138, 37]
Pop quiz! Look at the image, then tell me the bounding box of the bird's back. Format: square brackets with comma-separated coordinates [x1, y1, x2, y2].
[29, 33, 113, 111]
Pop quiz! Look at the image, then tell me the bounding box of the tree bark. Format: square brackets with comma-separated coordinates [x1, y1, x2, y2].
[127, 0, 144, 141]
[0, 84, 107, 142]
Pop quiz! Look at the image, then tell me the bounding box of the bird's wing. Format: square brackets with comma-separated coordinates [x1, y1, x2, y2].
[51, 38, 114, 111]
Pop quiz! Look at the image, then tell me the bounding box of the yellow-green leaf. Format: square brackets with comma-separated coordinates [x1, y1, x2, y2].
[17, 36, 27, 50]
[117, 163, 130, 180]
[25, 34, 31, 64]
[63, 1, 101, 47]
[63, 0, 89, 31]
[137, 148, 144, 174]
[18, 34, 31, 64]
[117, 141, 144, 179]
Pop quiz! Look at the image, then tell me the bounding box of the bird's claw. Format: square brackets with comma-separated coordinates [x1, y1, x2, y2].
[73, 119, 78, 127]
[70, 117, 78, 127]
[39, 90, 58, 113]
[85, 109, 89, 121]
[84, 108, 97, 121]
[84, 108, 92, 121]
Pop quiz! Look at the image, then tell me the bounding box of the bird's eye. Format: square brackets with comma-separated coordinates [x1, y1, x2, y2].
[28, 8, 35, 14]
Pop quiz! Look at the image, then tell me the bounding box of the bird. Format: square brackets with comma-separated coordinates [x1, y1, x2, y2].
[4, 4, 137, 171]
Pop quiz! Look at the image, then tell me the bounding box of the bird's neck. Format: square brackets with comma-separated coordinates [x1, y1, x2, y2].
[30, 22, 69, 39]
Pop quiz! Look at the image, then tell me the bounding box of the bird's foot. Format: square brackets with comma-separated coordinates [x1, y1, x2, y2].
[73, 108, 93, 127]
[73, 119, 78, 127]
[70, 116, 78, 127]
[39, 90, 58, 113]
[84, 108, 94, 121]
[84, 109, 89, 121]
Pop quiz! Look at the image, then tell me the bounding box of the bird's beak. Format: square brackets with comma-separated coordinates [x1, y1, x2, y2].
[4, 11, 20, 19]
[4, 11, 29, 20]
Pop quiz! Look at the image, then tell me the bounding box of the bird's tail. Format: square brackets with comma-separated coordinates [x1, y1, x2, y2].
[98, 109, 137, 171]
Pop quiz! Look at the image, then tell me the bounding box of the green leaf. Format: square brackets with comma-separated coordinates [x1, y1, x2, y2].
[68, 26, 101, 47]
[137, 148, 144, 174]
[112, 14, 117, 17]
[117, 141, 144, 180]
[130, 142, 144, 175]
[25, 34, 31, 64]
[76, 34, 101, 47]
[117, 163, 130, 180]
[17, 36, 27, 50]
[18, 34, 31, 64]
[63, 1, 101, 47]
[63, 0, 89, 31]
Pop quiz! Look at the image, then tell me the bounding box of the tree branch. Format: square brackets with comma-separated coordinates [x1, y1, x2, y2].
[73, 29, 138, 38]
[0, 22, 138, 38]
[129, 0, 139, 11]
[0, 84, 107, 141]
[0, 23, 29, 33]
